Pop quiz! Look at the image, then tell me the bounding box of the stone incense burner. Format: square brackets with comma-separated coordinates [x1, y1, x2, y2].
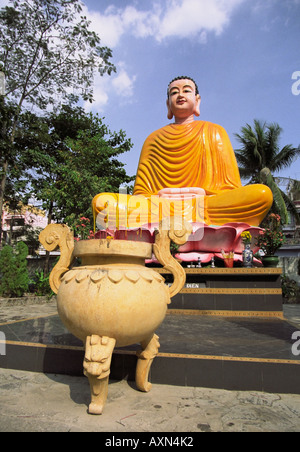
[39, 217, 191, 414]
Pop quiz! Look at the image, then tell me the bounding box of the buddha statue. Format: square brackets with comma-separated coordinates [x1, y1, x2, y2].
[93, 76, 272, 230]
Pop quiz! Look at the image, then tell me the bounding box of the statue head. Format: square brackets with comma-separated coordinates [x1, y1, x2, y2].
[166, 76, 201, 121]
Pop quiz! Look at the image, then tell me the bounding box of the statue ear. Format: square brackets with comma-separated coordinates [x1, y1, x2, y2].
[166, 99, 173, 120]
[194, 95, 201, 117]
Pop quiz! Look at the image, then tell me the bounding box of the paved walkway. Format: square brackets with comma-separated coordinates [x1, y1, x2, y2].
[0, 368, 300, 432]
[0, 299, 299, 432]
[0, 298, 300, 327]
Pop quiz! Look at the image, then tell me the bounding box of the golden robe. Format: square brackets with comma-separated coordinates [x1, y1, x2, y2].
[93, 121, 273, 228]
[134, 121, 241, 195]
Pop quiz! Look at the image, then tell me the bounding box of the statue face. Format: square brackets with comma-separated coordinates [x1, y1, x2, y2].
[167, 79, 201, 121]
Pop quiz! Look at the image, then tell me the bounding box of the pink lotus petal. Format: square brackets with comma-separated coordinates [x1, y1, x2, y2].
[253, 257, 263, 266]
[145, 254, 159, 265]
[224, 222, 253, 234]
[193, 226, 236, 252]
[175, 252, 214, 263]
[214, 252, 242, 262]
[178, 225, 236, 253]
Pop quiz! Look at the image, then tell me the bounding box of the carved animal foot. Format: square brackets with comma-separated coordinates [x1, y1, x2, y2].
[83, 335, 116, 415]
[136, 334, 160, 392]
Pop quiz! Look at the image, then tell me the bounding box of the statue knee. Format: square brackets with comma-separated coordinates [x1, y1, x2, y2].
[252, 184, 273, 209]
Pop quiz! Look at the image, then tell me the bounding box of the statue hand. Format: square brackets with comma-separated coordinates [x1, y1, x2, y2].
[157, 187, 206, 198]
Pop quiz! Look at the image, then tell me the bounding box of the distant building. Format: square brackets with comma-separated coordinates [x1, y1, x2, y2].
[1, 204, 49, 255]
[277, 180, 300, 283]
[282, 181, 300, 247]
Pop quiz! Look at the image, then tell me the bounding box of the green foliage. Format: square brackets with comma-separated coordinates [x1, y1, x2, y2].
[235, 120, 300, 224]
[73, 216, 94, 241]
[0, 0, 116, 240]
[32, 269, 53, 298]
[0, 241, 29, 297]
[170, 241, 180, 256]
[255, 213, 285, 255]
[281, 275, 300, 304]
[0, 244, 15, 296]
[20, 106, 134, 228]
[0, 0, 116, 108]
[21, 226, 43, 255]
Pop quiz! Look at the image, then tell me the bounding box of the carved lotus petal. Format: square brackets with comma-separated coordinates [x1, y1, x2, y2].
[63, 271, 76, 283]
[90, 270, 107, 283]
[152, 272, 164, 283]
[75, 270, 90, 283]
[125, 270, 140, 283]
[108, 270, 123, 284]
[139, 271, 154, 283]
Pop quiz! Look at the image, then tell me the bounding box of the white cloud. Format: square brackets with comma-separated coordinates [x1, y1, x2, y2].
[83, 75, 109, 112]
[82, 5, 125, 48]
[81, 0, 245, 109]
[158, 0, 227, 39]
[112, 65, 136, 98]
[122, 4, 162, 39]
[81, 3, 162, 47]
[84, 64, 136, 113]
[158, 0, 246, 40]
[2, 0, 246, 46]
[83, 0, 245, 45]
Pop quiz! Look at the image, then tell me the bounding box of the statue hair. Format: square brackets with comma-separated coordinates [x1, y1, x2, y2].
[167, 76, 199, 97]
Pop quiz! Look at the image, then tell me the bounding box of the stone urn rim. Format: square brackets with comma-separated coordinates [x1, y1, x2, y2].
[74, 238, 153, 259]
[39, 218, 192, 297]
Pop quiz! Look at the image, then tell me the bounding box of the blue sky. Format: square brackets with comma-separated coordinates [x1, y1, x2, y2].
[82, 0, 300, 182]
[2, 0, 300, 182]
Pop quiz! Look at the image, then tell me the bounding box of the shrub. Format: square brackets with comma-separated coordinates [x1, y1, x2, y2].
[0, 245, 16, 297]
[255, 214, 285, 255]
[32, 269, 54, 298]
[0, 242, 29, 298]
[281, 275, 300, 304]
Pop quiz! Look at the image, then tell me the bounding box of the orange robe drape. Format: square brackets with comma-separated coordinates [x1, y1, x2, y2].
[93, 121, 272, 228]
[133, 121, 242, 196]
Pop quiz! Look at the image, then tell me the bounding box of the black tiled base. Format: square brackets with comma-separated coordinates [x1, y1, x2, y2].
[162, 268, 284, 314]
[1, 313, 300, 394]
[170, 293, 283, 312]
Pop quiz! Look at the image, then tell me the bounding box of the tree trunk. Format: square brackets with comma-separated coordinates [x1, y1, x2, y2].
[0, 103, 22, 247]
[0, 160, 8, 246]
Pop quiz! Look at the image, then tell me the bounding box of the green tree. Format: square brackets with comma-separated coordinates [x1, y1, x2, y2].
[20, 105, 134, 273]
[0, 0, 116, 241]
[22, 105, 134, 228]
[234, 119, 300, 224]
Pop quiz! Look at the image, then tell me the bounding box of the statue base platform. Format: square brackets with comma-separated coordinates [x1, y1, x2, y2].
[0, 268, 299, 395]
[158, 267, 284, 318]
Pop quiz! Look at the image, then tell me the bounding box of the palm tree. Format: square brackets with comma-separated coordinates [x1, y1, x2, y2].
[234, 119, 300, 224]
